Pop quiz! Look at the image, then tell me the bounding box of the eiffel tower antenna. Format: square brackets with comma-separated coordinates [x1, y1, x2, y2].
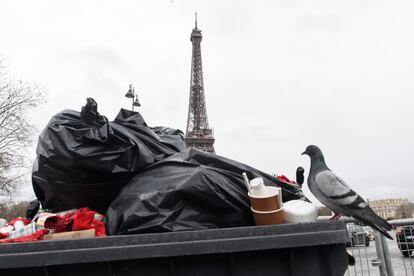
[185, 15, 215, 153]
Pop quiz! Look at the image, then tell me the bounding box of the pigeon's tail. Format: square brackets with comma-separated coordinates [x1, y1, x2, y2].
[367, 222, 393, 240]
[352, 206, 393, 240]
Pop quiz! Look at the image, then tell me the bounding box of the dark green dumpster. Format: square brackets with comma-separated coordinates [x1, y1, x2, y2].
[0, 221, 349, 276]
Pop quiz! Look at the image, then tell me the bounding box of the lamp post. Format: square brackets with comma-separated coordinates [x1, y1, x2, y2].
[125, 84, 141, 111]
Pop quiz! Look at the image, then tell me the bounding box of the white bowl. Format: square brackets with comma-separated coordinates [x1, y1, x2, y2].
[283, 200, 318, 223]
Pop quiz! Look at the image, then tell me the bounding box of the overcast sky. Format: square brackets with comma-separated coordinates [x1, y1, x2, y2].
[0, 1, 413, 204]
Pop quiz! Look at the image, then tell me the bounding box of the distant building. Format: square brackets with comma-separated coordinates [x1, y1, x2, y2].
[368, 198, 412, 220]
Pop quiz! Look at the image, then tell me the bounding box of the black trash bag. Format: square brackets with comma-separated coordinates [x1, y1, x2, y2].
[26, 199, 40, 220]
[32, 98, 186, 214]
[105, 148, 307, 235]
[150, 126, 186, 152]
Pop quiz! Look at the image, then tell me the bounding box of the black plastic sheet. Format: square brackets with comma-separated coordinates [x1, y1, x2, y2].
[105, 148, 306, 235]
[32, 98, 186, 214]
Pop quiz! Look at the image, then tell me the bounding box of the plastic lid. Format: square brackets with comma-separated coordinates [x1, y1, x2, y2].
[250, 177, 264, 189]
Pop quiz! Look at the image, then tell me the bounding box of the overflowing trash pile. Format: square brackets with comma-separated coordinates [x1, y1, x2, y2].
[0, 207, 105, 243]
[32, 98, 186, 215]
[105, 149, 306, 235]
[0, 98, 309, 243]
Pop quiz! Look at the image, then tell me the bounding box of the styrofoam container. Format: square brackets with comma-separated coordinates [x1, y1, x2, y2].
[283, 200, 318, 223]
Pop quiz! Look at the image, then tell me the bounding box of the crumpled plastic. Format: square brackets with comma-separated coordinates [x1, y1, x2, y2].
[0, 229, 49, 244]
[0, 218, 33, 239]
[44, 208, 106, 237]
[105, 148, 307, 235]
[32, 98, 186, 214]
[0, 230, 10, 239]
[276, 175, 296, 184]
[7, 218, 31, 227]
[43, 214, 73, 233]
[70, 208, 106, 236]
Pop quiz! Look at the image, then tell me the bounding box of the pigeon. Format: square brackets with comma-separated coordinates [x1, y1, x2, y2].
[296, 166, 305, 188]
[302, 145, 393, 239]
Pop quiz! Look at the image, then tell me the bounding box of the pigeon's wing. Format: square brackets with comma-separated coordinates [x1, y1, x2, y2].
[314, 170, 393, 239]
[314, 170, 367, 210]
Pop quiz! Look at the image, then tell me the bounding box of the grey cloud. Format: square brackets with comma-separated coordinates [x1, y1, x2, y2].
[0, 1, 413, 204]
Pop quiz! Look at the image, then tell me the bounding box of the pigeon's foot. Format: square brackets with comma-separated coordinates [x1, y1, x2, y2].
[329, 213, 342, 220]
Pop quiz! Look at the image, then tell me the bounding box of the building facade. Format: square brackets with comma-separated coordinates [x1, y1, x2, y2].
[368, 198, 412, 220]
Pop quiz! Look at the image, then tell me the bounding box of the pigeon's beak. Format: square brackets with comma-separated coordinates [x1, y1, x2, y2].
[301, 150, 307, 156]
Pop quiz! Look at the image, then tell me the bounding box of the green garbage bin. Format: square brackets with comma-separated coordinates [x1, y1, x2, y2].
[0, 220, 349, 276]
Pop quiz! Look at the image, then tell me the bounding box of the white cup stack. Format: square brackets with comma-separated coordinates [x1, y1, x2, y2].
[242, 174, 285, 225]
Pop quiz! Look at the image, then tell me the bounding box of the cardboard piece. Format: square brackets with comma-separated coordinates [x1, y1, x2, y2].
[43, 229, 95, 241]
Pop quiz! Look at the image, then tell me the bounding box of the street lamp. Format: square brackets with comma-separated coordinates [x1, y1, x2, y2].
[125, 84, 141, 111]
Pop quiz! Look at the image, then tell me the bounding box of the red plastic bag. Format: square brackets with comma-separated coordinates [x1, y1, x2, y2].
[65, 208, 106, 237]
[43, 208, 106, 236]
[8, 218, 31, 227]
[0, 229, 49, 244]
[44, 215, 73, 233]
[276, 175, 296, 184]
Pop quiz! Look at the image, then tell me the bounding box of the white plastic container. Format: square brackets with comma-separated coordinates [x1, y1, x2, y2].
[13, 220, 25, 230]
[0, 218, 7, 228]
[283, 200, 318, 223]
[249, 177, 267, 197]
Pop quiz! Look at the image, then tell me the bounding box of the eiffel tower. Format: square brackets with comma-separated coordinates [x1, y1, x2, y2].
[185, 14, 215, 153]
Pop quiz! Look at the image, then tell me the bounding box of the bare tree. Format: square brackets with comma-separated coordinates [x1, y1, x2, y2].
[396, 203, 414, 219]
[0, 201, 29, 221]
[0, 58, 46, 197]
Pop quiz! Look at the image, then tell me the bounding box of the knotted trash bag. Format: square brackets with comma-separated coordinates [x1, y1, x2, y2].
[32, 98, 186, 214]
[105, 148, 306, 235]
